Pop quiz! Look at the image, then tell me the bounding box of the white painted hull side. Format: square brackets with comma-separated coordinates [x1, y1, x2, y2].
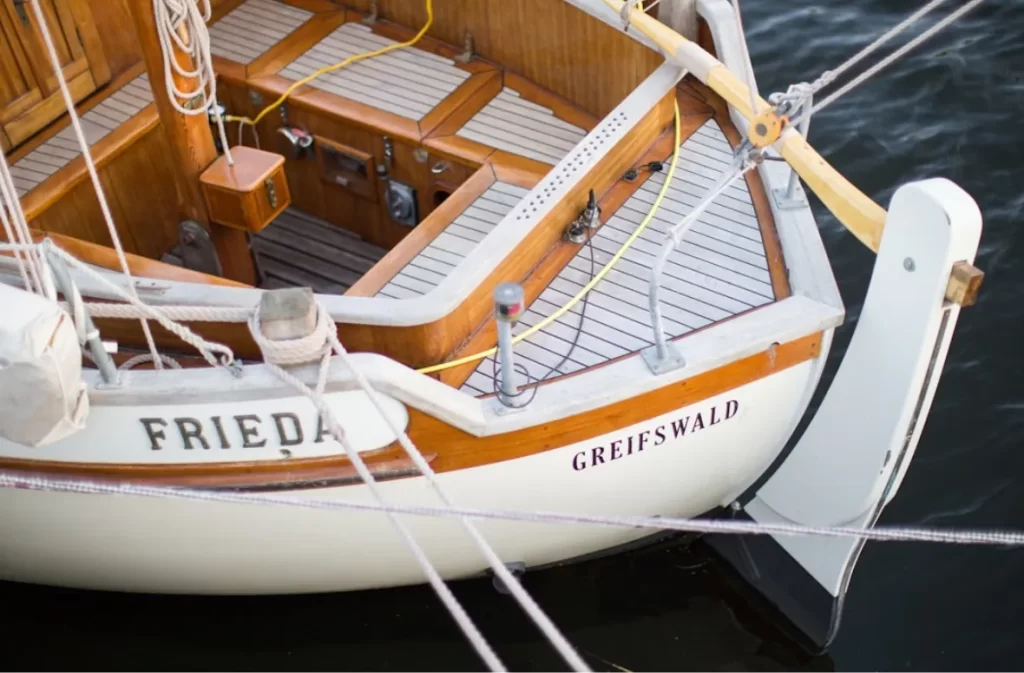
[0, 362, 813, 594]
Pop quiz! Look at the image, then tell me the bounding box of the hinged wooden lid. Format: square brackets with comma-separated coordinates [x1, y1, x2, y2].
[200, 146, 286, 193]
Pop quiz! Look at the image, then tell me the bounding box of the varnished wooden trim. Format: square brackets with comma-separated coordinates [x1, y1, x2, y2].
[423, 332, 822, 473]
[422, 134, 494, 168]
[419, 70, 502, 139]
[20, 110, 160, 222]
[0, 333, 818, 487]
[280, 0, 342, 13]
[0, 444, 435, 490]
[248, 74, 423, 145]
[502, 71, 599, 133]
[247, 10, 349, 79]
[212, 55, 248, 87]
[488, 151, 552, 189]
[4, 71, 97, 148]
[208, 0, 247, 24]
[9, 230, 251, 288]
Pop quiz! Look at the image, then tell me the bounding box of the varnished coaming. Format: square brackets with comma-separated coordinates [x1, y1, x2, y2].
[11, 230, 251, 288]
[0, 332, 820, 486]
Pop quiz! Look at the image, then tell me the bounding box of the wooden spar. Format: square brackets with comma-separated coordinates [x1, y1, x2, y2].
[600, 0, 887, 252]
[126, 0, 257, 285]
[600, 0, 984, 304]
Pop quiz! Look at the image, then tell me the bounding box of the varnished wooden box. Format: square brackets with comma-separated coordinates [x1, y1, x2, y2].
[200, 146, 290, 233]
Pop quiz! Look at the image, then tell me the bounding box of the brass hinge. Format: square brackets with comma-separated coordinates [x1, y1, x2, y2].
[264, 177, 278, 209]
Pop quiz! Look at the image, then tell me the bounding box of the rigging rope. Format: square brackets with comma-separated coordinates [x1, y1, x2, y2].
[247, 303, 507, 671]
[774, 0, 986, 124]
[3, 472, 1022, 548]
[249, 303, 590, 672]
[27, 0, 165, 369]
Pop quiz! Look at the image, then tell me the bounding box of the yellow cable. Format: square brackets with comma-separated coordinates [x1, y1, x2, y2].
[225, 0, 435, 129]
[417, 98, 683, 375]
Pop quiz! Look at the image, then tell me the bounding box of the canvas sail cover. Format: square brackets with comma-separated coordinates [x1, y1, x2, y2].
[0, 283, 89, 447]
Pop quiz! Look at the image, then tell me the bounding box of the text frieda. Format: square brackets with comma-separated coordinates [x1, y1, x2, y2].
[571, 399, 739, 470]
[139, 413, 329, 451]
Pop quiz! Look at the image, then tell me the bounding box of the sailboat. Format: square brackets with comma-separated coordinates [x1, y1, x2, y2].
[0, 0, 985, 652]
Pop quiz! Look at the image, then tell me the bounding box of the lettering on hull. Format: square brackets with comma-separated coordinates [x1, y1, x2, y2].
[140, 414, 334, 452]
[572, 400, 740, 471]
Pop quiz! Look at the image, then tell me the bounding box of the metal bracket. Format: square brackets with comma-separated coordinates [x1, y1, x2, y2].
[361, 0, 378, 25]
[279, 103, 289, 126]
[641, 342, 687, 375]
[248, 90, 264, 106]
[771, 184, 809, 211]
[454, 32, 474, 64]
[182, 93, 206, 111]
[264, 177, 278, 209]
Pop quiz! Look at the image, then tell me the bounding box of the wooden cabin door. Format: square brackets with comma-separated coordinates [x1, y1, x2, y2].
[0, 0, 110, 149]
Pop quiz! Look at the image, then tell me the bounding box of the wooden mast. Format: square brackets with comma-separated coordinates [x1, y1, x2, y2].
[127, 0, 257, 285]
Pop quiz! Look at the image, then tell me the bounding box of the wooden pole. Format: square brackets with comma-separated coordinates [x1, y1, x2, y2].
[127, 0, 256, 285]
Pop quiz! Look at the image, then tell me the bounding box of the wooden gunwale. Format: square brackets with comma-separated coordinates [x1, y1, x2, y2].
[0, 332, 821, 487]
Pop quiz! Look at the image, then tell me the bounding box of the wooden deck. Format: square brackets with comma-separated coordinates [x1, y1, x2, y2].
[460, 120, 777, 396]
[455, 88, 589, 165]
[278, 21, 472, 121]
[8, 74, 152, 197]
[208, 0, 314, 65]
[252, 208, 387, 293]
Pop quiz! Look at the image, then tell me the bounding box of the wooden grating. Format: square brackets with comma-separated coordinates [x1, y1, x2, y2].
[8, 74, 153, 197]
[278, 21, 472, 121]
[455, 87, 589, 165]
[207, 0, 314, 65]
[376, 181, 530, 299]
[252, 207, 387, 293]
[461, 120, 777, 396]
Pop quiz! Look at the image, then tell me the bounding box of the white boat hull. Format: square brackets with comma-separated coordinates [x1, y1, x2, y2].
[0, 361, 813, 594]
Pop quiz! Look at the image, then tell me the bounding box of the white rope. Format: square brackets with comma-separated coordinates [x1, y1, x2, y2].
[119, 353, 183, 370]
[729, 0, 760, 117]
[814, 0, 986, 114]
[3, 471, 1023, 548]
[28, 0, 165, 370]
[75, 302, 255, 322]
[21, 240, 237, 369]
[807, 0, 951, 96]
[0, 147, 46, 295]
[324, 328, 591, 672]
[153, 0, 234, 165]
[249, 304, 588, 671]
[247, 304, 505, 671]
[774, 0, 985, 123]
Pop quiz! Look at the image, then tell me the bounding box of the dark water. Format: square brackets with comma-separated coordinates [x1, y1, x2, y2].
[4, 1, 1024, 670]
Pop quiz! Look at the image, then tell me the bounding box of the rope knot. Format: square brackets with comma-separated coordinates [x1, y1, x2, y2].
[248, 301, 332, 368]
